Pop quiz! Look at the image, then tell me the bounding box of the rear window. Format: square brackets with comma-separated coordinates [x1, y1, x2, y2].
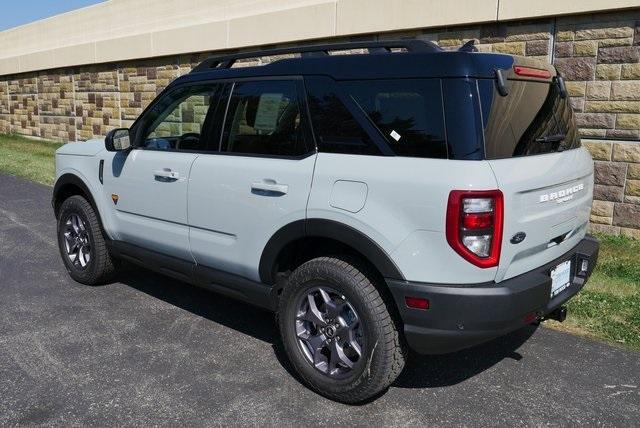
[479, 79, 580, 160]
[342, 79, 447, 159]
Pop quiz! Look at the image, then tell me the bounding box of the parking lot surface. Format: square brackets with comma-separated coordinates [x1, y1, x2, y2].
[0, 173, 638, 426]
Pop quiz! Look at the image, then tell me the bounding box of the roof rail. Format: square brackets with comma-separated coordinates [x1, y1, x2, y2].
[191, 39, 443, 73]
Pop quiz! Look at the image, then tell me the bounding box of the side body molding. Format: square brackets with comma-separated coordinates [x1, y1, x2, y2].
[259, 219, 405, 284]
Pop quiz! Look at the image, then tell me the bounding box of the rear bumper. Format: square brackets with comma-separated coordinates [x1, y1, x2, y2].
[387, 235, 599, 355]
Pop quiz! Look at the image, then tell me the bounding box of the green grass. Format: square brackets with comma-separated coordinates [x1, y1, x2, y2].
[0, 133, 63, 186]
[0, 133, 638, 350]
[546, 234, 640, 351]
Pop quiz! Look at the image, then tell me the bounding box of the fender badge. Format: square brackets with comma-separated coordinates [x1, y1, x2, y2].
[511, 232, 526, 244]
[111, 194, 119, 205]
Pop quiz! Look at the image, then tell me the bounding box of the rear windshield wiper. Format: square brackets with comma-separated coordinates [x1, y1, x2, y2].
[535, 133, 565, 143]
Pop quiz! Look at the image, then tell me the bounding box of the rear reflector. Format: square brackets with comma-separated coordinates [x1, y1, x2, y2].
[463, 212, 494, 229]
[513, 65, 552, 79]
[405, 296, 429, 310]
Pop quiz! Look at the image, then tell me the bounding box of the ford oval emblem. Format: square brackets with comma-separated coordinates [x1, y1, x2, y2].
[511, 232, 526, 244]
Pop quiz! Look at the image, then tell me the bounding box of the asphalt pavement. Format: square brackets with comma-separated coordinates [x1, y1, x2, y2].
[0, 173, 638, 426]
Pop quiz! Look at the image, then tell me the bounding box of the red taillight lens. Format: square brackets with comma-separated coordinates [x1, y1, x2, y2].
[405, 296, 430, 310]
[513, 65, 552, 79]
[446, 190, 504, 268]
[463, 212, 494, 229]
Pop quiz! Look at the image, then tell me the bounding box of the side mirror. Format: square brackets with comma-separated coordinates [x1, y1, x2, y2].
[105, 128, 132, 152]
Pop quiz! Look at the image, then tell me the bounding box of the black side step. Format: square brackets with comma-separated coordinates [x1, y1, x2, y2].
[107, 241, 276, 311]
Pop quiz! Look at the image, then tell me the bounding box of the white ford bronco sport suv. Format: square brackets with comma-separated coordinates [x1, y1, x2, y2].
[53, 40, 599, 403]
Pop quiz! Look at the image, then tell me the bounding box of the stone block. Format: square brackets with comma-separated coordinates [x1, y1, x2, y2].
[607, 129, 640, 139]
[588, 223, 620, 236]
[628, 163, 640, 179]
[625, 195, 640, 205]
[492, 42, 526, 56]
[574, 40, 598, 56]
[565, 81, 585, 97]
[621, 63, 640, 79]
[626, 179, 640, 197]
[599, 38, 633, 47]
[595, 64, 621, 80]
[591, 200, 614, 217]
[505, 23, 550, 41]
[575, 112, 614, 128]
[597, 46, 640, 64]
[554, 42, 573, 58]
[594, 184, 624, 202]
[610, 81, 640, 101]
[556, 30, 574, 42]
[613, 203, 640, 228]
[585, 81, 610, 100]
[584, 101, 640, 113]
[594, 161, 627, 186]
[575, 27, 634, 40]
[554, 57, 595, 81]
[616, 114, 640, 129]
[570, 97, 584, 112]
[613, 142, 640, 162]
[525, 40, 549, 56]
[620, 227, 640, 240]
[579, 128, 607, 138]
[590, 214, 612, 225]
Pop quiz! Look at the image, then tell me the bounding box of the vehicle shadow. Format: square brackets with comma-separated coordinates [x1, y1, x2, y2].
[117, 269, 538, 394]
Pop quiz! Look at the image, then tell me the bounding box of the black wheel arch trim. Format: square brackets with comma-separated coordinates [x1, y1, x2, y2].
[259, 218, 405, 284]
[53, 173, 100, 221]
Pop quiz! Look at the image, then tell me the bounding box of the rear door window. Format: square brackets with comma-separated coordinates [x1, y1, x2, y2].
[342, 79, 447, 159]
[221, 80, 311, 157]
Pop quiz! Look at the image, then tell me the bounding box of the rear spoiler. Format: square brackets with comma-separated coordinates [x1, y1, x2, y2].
[494, 56, 567, 99]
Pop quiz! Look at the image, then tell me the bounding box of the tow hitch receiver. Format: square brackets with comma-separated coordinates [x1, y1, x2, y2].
[545, 306, 568, 323]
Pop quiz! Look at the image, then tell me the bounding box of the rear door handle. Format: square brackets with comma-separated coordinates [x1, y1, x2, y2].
[153, 169, 180, 180]
[251, 180, 288, 195]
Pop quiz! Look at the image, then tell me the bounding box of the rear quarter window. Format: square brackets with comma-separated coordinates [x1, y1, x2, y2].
[342, 79, 447, 159]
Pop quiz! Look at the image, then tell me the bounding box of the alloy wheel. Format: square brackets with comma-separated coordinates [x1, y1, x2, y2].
[63, 213, 91, 269]
[295, 286, 364, 378]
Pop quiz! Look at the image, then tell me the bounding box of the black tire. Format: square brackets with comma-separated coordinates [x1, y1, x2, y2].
[278, 256, 406, 403]
[56, 195, 118, 285]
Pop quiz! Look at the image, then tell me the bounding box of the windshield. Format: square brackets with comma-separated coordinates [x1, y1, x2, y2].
[479, 79, 580, 159]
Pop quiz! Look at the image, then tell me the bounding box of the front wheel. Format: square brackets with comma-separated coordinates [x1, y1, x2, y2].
[56, 195, 118, 285]
[278, 257, 406, 403]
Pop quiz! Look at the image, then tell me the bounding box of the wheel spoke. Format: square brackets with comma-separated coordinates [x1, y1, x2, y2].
[328, 340, 354, 372]
[318, 288, 345, 318]
[78, 246, 87, 267]
[71, 215, 80, 234]
[346, 327, 362, 358]
[297, 295, 327, 327]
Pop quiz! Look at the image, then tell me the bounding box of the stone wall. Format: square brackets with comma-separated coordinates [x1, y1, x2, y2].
[0, 9, 639, 235]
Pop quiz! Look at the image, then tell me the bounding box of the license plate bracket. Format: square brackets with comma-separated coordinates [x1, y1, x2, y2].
[550, 260, 572, 298]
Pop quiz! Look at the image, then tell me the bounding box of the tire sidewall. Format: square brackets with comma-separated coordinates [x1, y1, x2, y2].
[57, 196, 99, 283]
[279, 258, 390, 397]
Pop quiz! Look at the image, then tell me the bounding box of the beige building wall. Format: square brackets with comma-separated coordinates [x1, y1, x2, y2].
[1, 0, 639, 75]
[0, 2, 639, 235]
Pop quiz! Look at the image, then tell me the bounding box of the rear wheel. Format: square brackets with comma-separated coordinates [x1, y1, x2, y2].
[56, 195, 118, 285]
[278, 257, 406, 403]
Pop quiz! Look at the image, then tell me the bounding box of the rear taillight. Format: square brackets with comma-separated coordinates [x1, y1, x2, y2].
[446, 190, 504, 268]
